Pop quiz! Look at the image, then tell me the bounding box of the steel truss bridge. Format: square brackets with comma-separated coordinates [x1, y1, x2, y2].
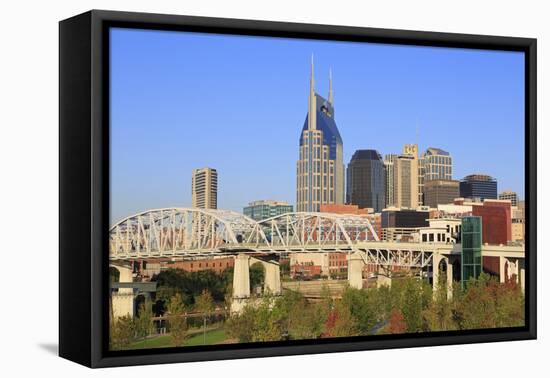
[109, 208, 439, 268]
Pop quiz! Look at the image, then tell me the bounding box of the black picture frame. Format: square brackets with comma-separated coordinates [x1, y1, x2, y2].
[59, 9, 537, 368]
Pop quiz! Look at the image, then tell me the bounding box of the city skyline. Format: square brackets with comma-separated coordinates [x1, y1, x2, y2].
[110, 28, 525, 223]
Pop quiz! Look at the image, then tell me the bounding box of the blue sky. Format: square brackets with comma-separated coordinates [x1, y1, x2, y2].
[110, 27, 525, 224]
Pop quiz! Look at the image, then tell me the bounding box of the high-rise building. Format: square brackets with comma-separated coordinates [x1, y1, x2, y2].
[420, 147, 453, 205]
[191, 167, 218, 209]
[243, 200, 293, 221]
[423, 179, 460, 208]
[297, 61, 344, 212]
[422, 147, 453, 181]
[499, 190, 518, 206]
[392, 144, 419, 209]
[346, 149, 386, 212]
[384, 154, 397, 208]
[459, 174, 497, 201]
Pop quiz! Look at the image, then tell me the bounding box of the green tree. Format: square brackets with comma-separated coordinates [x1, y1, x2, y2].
[226, 305, 257, 343]
[323, 301, 358, 338]
[110, 315, 135, 350]
[134, 302, 154, 339]
[195, 289, 215, 344]
[253, 293, 284, 342]
[341, 287, 377, 335]
[167, 293, 188, 346]
[250, 262, 265, 293]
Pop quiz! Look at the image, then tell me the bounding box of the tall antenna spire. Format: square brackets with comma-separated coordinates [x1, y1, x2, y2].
[308, 54, 317, 130]
[328, 67, 334, 105]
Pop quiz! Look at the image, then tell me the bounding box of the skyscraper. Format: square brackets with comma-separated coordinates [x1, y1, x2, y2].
[392, 144, 419, 209]
[422, 147, 453, 181]
[459, 174, 497, 201]
[418, 147, 453, 206]
[346, 149, 386, 212]
[384, 154, 398, 208]
[297, 60, 344, 212]
[192, 167, 218, 209]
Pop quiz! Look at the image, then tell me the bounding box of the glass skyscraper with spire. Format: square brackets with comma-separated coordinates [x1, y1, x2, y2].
[296, 59, 344, 212]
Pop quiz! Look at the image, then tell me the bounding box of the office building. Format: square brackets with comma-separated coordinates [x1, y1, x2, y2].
[297, 61, 344, 212]
[511, 204, 525, 242]
[391, 144, 419, 209]
[384, 154, 397, 208]
[191, 167, 218, 209]
[471, 200, 511, 245]
[346, 149, 386, 212]
[423, 179, 460, 208]
[420, 147, 453, 205]
[243, 200, 293, 221]
[459, 174, 497, 201]
[422, 147, 453, 181]
[381, 208, 429, 241]
[499, 190, 518, 206]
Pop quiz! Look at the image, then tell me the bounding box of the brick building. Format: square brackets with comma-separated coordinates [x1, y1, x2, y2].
[471, 200, 512, 245]
[168, 257, 235, 273]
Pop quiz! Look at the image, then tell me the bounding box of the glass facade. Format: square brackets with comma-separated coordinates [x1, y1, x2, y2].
[459, 174, 497, 200]
[297, 65, 344, 212]
[243, 201, 293, 221]
[346, 149, 386, 212]
[461, 216, 482, 285]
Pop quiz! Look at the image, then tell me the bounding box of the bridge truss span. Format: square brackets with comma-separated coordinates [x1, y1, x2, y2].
[257, 212, 380, 249]
[109, 208, 381, 260]
[109, 208, 268, 260]
[358, 247, 434, 268]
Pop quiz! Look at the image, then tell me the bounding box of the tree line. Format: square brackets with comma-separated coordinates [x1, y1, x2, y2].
[226, 273, 524, 343]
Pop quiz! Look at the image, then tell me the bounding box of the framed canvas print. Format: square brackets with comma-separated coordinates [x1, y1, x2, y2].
[59, 10, 537, 368]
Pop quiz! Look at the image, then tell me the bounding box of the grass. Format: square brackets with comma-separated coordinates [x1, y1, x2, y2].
[128, 328, 228, 350]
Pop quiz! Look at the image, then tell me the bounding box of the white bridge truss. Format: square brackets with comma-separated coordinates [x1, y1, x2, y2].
[109, 208, 435, 268]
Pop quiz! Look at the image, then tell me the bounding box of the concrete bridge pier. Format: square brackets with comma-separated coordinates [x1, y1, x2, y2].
[499, 256, 523, 289]
[262, 260, 282, 295]
[110, 263, 134, 319]
[347, 251, 365, 289]
[432, 254, 453, 299]
[231, 255, 283, 313]
[231, 254, 251, 314]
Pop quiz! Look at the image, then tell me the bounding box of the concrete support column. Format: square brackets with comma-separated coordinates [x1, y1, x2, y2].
[110, 264, 134, 319]
[263, 261, 282, 295]
[233, 254, 251, 299]
[511, 259, 520, 283]
[432, 254, 443, 291]
[347, 251, 364, 289]
[499, 256, 508, 283]
[446, 260, 453, 300]
[231, 254, 250, 314]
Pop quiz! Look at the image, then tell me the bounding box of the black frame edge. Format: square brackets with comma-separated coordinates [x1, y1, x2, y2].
[59, 11, 93, 367]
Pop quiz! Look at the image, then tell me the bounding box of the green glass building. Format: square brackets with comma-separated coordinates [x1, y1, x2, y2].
[243, 200, 293, 221]
[461, 216, 483, 285]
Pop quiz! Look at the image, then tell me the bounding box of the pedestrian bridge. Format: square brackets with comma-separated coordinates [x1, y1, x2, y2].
[109, 207, 380, 260]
